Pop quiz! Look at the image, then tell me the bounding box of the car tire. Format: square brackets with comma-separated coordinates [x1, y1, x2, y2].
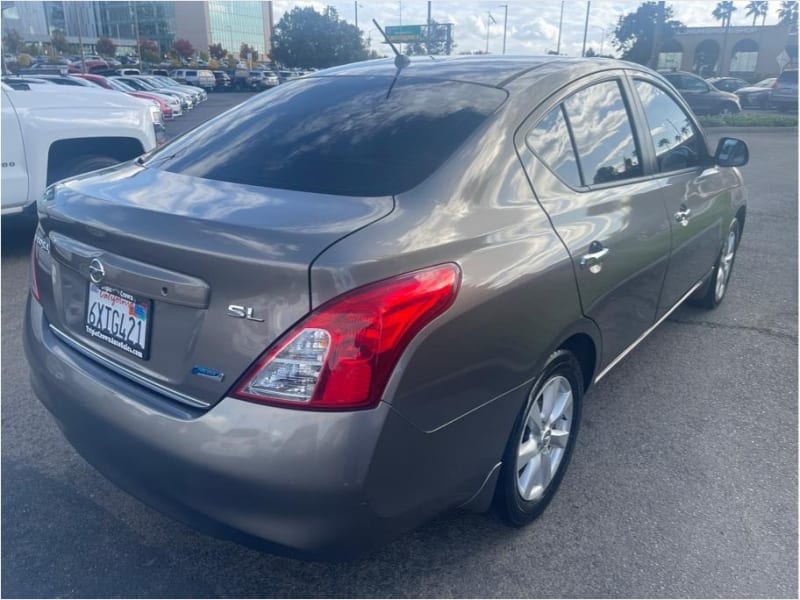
[492, 350, 583, 527]
[693, 218, 740, 310]
[50, 155, 120, 185]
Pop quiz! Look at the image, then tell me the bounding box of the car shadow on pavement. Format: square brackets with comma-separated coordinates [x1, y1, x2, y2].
[1, 215, 36, 259]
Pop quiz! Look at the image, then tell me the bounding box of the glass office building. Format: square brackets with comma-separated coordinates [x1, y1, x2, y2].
[97, 1, 176, 56]
[207, 1, 269, 55]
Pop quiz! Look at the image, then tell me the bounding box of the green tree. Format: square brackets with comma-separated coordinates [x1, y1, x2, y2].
[50, 29, 69, 53]
[778, 0, 798, 24]
[713, 1, 737, 27]
[138, 38, 160, 63]
[96, 37, 116, 57]
[612, 2, 685, 65]
[173, 38, 194, 60]
[239, 42, 258, 62]
[199, 50, 209, 62]
[3, 29, 25, 55]
[208, 42, 226, 60]
[271, 6, 367, 69]
[745, 1, 769, 25]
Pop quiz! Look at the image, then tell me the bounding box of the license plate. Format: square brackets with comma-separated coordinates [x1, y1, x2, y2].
[85, 283, 151, 359]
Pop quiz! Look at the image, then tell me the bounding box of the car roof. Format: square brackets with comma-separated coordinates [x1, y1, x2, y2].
[318, 55, 639, 87]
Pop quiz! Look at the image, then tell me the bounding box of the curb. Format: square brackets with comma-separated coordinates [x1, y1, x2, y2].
[702, 126, 798, 134]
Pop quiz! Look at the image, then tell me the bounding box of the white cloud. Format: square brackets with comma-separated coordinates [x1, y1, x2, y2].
[271, 1, 792, 57]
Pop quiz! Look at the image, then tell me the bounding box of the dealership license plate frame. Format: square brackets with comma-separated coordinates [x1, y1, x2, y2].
[85, 283, 152, 360]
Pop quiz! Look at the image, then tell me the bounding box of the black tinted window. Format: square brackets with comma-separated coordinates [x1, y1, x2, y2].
[634, 80, 705, 173]
[563, 80, 642, 185]
[526, 105, 581, 187]
[778, 70, 797, 83]
[149, 76, 506, 196]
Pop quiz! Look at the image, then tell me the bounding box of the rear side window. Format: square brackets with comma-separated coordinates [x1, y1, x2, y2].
[186, 70, 197, 77]
[149, 76, 507, 196]
[634, 80, 705, 173]
[526, 105, 581, 187]
[563, 80, 643, 185]
[778, 70, 797, 84]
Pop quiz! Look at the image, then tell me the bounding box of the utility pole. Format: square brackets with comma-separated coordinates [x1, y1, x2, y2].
[427, 1, 432, 53]
[581, 1, 591, 57]
[501, 4, 508, 54]
[132, 1, 142, 65]
[355, 1, 358, 29]
[556, 1, 565, 55]
[648, 0, 665, 69]
[485, 12, 496, 54]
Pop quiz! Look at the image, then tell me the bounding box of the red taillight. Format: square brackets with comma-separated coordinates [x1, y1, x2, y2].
[232, 263, 462, 411]
[30, 243, 41, 302]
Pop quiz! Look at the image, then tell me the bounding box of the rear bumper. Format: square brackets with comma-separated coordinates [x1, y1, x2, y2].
[24, 296, 489, 558]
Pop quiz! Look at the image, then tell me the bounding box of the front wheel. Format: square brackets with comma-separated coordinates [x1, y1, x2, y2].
[492, 350, 583, 527]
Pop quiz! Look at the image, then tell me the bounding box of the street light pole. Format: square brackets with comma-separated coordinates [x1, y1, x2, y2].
[500, 4, 508, 54]
[581, 1, 591, 57]
[355, 1, 358, 29]
[485, 12, 496, 54]
[556, 1, 564, 55]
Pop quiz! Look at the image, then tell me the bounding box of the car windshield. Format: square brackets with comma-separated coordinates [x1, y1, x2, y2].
[108, 79, 134, 92]
[147, 76, 507, 196]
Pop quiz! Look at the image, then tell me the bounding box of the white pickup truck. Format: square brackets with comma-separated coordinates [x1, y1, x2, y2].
[1, 81, 163, 217]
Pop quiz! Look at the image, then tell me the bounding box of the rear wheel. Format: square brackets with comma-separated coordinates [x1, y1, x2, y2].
[492, 350, 583, 526]
[693, 218, 740, 309]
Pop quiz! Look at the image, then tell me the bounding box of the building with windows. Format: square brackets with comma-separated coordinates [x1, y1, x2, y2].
[174, 0, 273, 60]
[2, 1, 273, 61]
[659, 22, 797, 78]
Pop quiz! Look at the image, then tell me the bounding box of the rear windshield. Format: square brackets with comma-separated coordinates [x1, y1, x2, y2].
[778, 70, 797, 84]
[148, 76, 506, 196]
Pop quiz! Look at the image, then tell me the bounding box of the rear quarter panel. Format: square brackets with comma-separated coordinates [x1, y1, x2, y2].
[310, 89, 599, 511]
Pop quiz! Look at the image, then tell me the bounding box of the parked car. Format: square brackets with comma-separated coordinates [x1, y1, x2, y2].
[277, 69, 301, 83]
[142, 75, 207, 103]
[171, 68, 215, 91]
[212, 70, 232, 91]
[112, 76, 195, 110]
[73, 73, 179, 119]
[1, 80, 160, 217]
[149, 69, 171, 77]
[247, 70, 279, 90]
[734, 77, 777, 108]
[771, 68, 798, 112]
[117, 68, 141, 76]
[24, 56, 748, 559]
[706, 76, 750, 93]
[661, 70, 741, 114]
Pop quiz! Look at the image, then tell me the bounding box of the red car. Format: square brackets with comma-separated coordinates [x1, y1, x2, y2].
[73, 73, 176, 120]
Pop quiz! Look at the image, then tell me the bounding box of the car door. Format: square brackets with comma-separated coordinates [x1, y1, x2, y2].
[628, 75, 728, 316]
[679, 73, 716, 114]
[1, 89, 29, 212]
[517, 74, 671, 367]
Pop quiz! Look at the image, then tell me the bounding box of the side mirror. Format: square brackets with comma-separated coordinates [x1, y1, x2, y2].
[714, 137, 749, 167]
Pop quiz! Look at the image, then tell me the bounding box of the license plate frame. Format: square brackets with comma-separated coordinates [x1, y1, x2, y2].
[85, 283, 152, 360]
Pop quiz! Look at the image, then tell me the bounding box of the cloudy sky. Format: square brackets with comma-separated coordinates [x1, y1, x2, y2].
[272, 1, 789, 56]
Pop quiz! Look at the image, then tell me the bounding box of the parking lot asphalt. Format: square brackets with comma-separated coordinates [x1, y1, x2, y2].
[1, 92, 797, 598]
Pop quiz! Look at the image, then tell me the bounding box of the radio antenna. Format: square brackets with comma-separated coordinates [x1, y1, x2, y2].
[373, 19, 411, 69]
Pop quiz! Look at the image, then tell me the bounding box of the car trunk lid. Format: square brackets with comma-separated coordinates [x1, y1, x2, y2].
[34, 164, 394, 408]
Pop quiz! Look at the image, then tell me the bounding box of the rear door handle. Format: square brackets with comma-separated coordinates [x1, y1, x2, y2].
[579, 242, 609, 274]
[674, 206, 692, 227]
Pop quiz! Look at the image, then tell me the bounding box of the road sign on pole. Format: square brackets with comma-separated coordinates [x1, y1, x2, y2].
[385, 25, 424, 43]
[777, 49, 790, 72]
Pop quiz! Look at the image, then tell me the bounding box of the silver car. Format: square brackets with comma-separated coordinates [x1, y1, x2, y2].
[25, 56, 748, 558]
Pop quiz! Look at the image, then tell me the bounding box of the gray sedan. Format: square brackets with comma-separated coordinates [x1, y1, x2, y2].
[25, 56, 748, 559]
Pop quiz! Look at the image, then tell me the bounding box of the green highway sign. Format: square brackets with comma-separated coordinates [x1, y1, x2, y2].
[385, 24, 425, 43]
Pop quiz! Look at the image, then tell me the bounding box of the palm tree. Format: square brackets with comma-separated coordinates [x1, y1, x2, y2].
[778, 0, 798, 25]
[713, 1, 738, 27]
[745, 1, 769, 25]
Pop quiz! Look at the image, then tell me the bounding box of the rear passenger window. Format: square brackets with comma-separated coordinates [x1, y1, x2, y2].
[563, 80, 643, 185]
[526, 106, 581, 187]
[634, 80, 705, 173]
